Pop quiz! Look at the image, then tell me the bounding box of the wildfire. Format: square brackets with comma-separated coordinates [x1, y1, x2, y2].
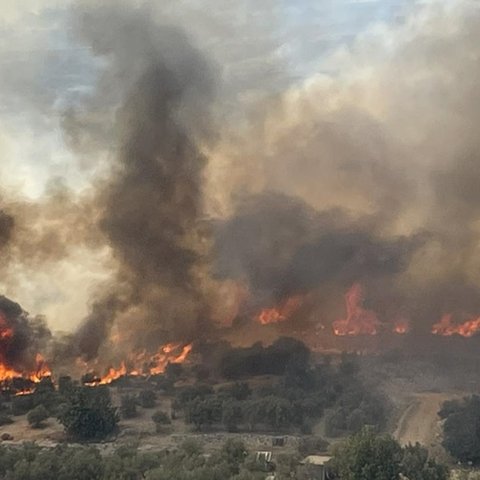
[256, 295, 304, 325]
[0, 312, 13, 341]
[0, 310, 51, 387]
[333, 283, 380, 336]
[28, 354, 52, 382]
[0, 354, 52, 395]
[393, 318, 410, 335]
[432, 313, 480, 337]
[88, 342, 193, 385]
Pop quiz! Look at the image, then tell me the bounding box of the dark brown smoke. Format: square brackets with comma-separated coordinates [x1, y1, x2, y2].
[0, 210, 14, 250]
[4, 0, 480, 360]
[0, 295, 51, 370]
[214, 192, 422, 323]
[69, 3, 217, 359]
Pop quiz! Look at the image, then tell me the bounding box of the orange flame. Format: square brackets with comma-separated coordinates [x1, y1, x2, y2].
[0, 353, 52, 396]
[29, 353, 52, 382]
[0, 311, 13, 340]
[0, 310, 51, 387]
[393, 318, 410, 335]
[432, 313, 480, 337]
[256, 295, 303, 325]
[88, 342, 193, 386]
[333, 283, 380, 336]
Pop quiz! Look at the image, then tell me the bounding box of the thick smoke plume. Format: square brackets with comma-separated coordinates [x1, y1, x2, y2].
[0, 210, 14, 250]
[0, 295, 51, 370]
[208, 1, 480, 335]
[70, 4, 216, 359]
[4, 0, 480, 363]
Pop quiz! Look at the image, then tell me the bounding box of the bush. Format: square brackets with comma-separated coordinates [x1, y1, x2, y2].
[57, 386, 119, 440]
[120, 394, 138, 419]
[11, 394, 35, 416]
[176, 384, 213, 406]
[298, 436, 329, 457]
[27, 405, 49, 428]
[185, 396, 223, 431]
[58, 376, 74, 396]
[0, 413, 13, 426]
[222, 439, 247, 471]
[331, 428, 448, 480]
[442, 395, 480, 464]
[181, 438, 203, 457]
[165, 363, 183, 380]
[221, 338, 310, 379]
[218, 383, 251, 401]
[152, 410, 171, 433]
[138, 390, 156, 408]
[401, 443, 449, 480]
[152, 410, 171, 425]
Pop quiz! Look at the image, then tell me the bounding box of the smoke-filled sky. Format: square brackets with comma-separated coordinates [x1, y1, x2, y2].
[0, 0, 477, 349]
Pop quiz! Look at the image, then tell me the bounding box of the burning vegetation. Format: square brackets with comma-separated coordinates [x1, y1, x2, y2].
[1, 1, 480, 415]
[83, 343, 193, 386]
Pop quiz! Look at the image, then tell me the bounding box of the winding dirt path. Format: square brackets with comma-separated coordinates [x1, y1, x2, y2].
[393, 393, 456, 447]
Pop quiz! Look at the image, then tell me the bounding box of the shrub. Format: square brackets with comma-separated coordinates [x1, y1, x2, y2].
[152, 410, 171, 433]
[152, 410, 171, 425]
[138, 390, 156, 408]
[27, 405, 49, 428]
[57, 386, 119, 440]
[181, 438, 203, 457]
[120, 394, 138, 419]
[442, 395, 480, 464]
[0, 413, 13, 426]
[298, 436, 329, 457]
[11, 394, 35, 416]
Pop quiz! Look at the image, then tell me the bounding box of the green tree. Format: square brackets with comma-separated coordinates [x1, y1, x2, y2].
[152, 410, 171, 433]
[120, 394, 137, 419]
[221, 439, 247, 473]
[57, 386, 119, 440]
[138, 390, 156, 408]
[442, 395, 480, 464]
[0, 413, 13, 426]
[185, 396, 222, 431]
[222, 400, 243, 432]
[27, 405, 49, 428]
[331, 428, 403, 480]
[400, 443, 448, 480]
[298, 436, 329, 457]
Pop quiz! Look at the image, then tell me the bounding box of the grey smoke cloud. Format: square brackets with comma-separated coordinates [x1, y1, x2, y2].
[68, 2, 217, 358]
[2, 0, 480, 358]
[0, 295, 51, 370]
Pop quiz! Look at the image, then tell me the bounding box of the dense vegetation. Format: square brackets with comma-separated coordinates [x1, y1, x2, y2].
[0, 429, 449, 480]
[0, 439, 275, 480]
[0, 338, 387, 441]
[440, 395, 480, 464]
[331, 428, 448, 480]
[57, 385, 119, 440]
[174, 342, 388, 436]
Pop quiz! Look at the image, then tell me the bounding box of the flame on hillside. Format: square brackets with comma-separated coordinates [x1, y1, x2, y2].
[432, 313, 480, 337]
[393, 318, 410, 335]
[255, 295, 304, 325]
[333, 283, 380, 336]
[0, 309, 52, 389]
[85, 342, 193, 385]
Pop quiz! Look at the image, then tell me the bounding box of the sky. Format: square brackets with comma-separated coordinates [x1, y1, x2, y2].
[0, 0, 416, 199]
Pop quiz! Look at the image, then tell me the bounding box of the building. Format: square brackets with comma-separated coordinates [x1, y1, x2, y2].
[299, 455, 332, 480]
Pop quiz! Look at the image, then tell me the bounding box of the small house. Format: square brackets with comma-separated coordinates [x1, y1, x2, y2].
[299, 455, 332, 480]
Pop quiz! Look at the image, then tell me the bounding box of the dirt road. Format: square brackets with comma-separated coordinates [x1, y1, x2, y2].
[393, 393, 456, 447]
